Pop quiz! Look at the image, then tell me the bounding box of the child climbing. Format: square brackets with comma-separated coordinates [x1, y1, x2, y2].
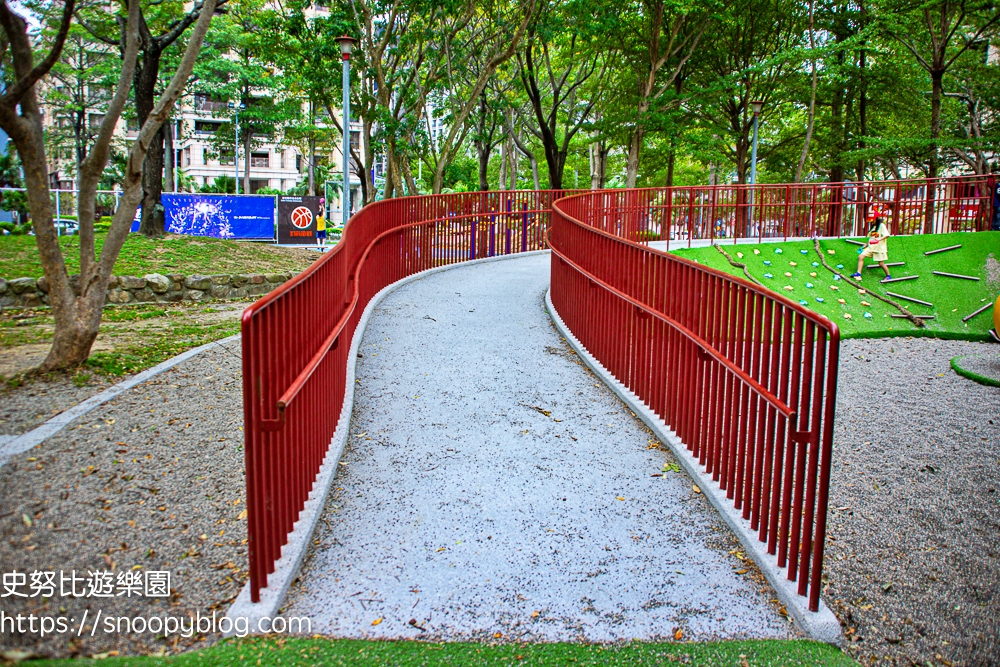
[317, 198, 327, 246]
[851, 205, 892, 281]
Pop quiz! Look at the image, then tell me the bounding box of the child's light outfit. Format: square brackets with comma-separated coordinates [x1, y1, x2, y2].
[859, 222, 889, 262]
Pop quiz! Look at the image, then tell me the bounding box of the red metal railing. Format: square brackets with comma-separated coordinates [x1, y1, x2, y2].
[241, 190, 583, 601]
[241, 173, 991, 608]
[549, 188, 841, 612]
[624, 175, 994, 247]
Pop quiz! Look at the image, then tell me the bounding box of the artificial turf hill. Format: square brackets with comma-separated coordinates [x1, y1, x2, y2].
[670, 231, 999, 341]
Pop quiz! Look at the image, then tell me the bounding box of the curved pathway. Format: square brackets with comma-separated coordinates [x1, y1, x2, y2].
[283, 254, 793, 642]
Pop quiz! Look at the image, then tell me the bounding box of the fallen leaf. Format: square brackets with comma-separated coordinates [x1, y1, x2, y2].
[736, 569, 748, 575]
[494, 632, 503, 639]
[674, 628, 683, 640]
[21, 514, 32, 528]
[616, 496, 625, 501]
[531, 611, 540, 618]
[371, 618, 382, 626]
[436, 547, 447, 552]
[237, 509, 248, 520]
[692, 485, 701, 494]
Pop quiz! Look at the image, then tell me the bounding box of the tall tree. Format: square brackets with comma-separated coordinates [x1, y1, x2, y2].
[0, 0, 218, 370]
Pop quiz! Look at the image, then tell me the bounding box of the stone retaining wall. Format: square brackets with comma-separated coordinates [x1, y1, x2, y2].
[0, 272, 296, 309]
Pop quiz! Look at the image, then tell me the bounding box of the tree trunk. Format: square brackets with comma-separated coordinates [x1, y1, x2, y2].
[508, 135, 518, 190]
[136, 47, 165, 238]
[795, 0, 817, 183]
[478, 141, 490, 191]
[625, 124, 644, 188]
[164, 114, 174, 192]
[243, 128, 251, 194]
[665, 150, 675, 187]
[925, 69, 944, 233]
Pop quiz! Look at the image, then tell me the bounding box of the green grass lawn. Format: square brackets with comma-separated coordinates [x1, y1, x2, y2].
[0, 232, 316, 280]
[670, 231, 999, 341]
[26, 637, 854, 667]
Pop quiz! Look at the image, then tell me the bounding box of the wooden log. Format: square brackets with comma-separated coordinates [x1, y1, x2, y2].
[932, 271, 980, 281]
[923, 244, 962, 256]
[866, 262, 905, 269]
[880, 275, 918, 283]
[885, 291, 933, 307]
[890, 314, 935, 320]
[962, 301, 995, 322]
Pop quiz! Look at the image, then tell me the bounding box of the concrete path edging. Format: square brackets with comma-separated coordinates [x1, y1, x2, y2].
[544, 289, 844, 645]
[224, 250, 551, 633]
[0, 333, 242, 467]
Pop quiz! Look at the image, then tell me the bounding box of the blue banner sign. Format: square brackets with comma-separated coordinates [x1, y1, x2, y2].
[129, 194, 275, 239]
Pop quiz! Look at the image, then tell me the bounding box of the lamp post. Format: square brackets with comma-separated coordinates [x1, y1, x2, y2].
[228, 100, 246, 194]
[336, 35, 357, 229]
[749, 100, 764, 186]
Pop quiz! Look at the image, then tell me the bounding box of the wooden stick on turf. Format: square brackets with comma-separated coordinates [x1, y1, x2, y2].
[891, 314, 935, 320]
[885, 291, 934, 307]
[812, 239, 925, 328]
[963, 301, 995, 322]
[714, 244, 764, 287]
[924, 244, 962, 256]
[932, 271, 980, 281]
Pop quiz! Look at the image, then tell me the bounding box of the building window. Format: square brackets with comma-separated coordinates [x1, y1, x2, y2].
[218, 149, 234, 165]
[350, 130, 360, 152]
[88, 113, 104, 129]
[195, 120, 223, 135]
[249, 179, 269, 194]
[295, 154, 302, 171]
[251, 152, 270, 168]
[193, 93, 228, 112]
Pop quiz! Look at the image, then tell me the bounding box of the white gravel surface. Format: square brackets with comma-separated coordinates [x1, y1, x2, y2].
[283, 254, 794, 642]
[823, 337, 1000, 666]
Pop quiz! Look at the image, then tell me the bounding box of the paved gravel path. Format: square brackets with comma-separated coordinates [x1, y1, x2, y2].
[823, 337, 1000, 666]
[0, 374, 118, 437]
[0, 339, 247, 659]
[283, 254, 793, 643]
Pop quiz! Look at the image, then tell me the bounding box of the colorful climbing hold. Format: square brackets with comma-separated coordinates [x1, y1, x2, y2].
[763, 260, 771, 266]
[836, 264, 844, 269]
[753, 249, 761, 255]
[805, 283, 814, 288]
[775, 248, 783, 254]
[784, 285, 794, 291]
[844, 313, 853, 319]
[736, 252, 744, 259]
[833, 274, 841, 281]
[816, 297, 825, 303]
[860, 300, 871, 306]
[863, 312, 873, 319]
[789, 261, 797, 266]
[799, 300, 809, 305]
[811, 262, 819, 267]
[809, 272, 817, 277]
[827, 249, 836, 255]
[763, 273, 773, 279]
[785, 272, 792, 277]
[837, 298, 846, 304]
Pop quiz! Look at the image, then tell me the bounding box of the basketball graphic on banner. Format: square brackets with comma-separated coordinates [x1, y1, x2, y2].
[290, 206, 313, 229]
[277, 195, 320, 244]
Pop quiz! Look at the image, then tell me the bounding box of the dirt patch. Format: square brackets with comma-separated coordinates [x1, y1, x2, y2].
[985, 253, 1000, 289]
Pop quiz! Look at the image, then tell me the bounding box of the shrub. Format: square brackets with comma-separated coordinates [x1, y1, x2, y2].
[95, 216, 113, 230]
[0, 221, 13, 233]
